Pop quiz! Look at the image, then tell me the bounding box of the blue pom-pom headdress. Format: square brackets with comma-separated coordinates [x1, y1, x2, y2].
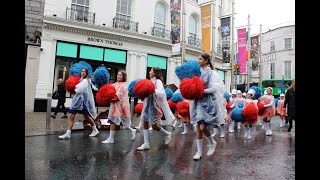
[249, 86, 262, 100]
[93, 66, 110, 87]
[175, 60, 201, 80]
[170, 90, 184, 103]
[165, 87, 173, 99]
[224, 92, 231, 101]
[69, 61, 93, 78]
[128, 78, 142, 98]
[231, 107, 244, 123]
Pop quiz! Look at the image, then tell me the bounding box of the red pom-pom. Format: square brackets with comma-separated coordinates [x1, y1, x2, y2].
[133, 79, 155, 99]
[180, 76, 205, 100]
[257, 101, 265, 116]
[176, 101, 190, 117]
[242, 103, 258, 123]
[226, 102, 231, 109]
[65, 76, 81, 94]
[167, 100, 176, 112]
[96, 84, 117, 107]
[134, 103, 143, 114]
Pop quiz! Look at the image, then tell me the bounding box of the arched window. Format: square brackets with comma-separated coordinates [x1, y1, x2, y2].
[189, 15, 197, 38]
[154, 3, 166, 29]
[116, 0, 133, 21]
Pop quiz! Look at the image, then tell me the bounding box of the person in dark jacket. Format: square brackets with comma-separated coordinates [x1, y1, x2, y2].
[283, 79, 295, 132]
[51, 78, 67, 119]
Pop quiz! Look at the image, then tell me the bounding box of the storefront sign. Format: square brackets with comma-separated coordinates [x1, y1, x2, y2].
[262, 54, 276, 62]
[87, 37, 123, 46]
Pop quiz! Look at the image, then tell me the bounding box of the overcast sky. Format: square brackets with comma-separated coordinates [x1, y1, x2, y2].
[234, 0, 295, 35]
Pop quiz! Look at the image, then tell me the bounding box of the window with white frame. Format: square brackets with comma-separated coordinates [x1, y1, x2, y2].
[270, 62, 275, 79]
[154, 3, 166, 29]
[284, 61, 291, 79]
[284, 38, 292, 49]
[71, 0, 89, 12]
[217, 44, 222, 54]
[189, 15, 197, 38]
[116, 0, 133, 21]
[270, 41, 275, 52]
[71, 0, 89, 21]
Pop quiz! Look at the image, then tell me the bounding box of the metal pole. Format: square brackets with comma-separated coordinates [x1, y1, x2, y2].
[259, 24, 262, 87]
[230, 0, 235, 91]
[181, 0, 186, 63]
[46, 93, 52, 129]
[246, 14, 251, 91]
[211, 0, 216, 64]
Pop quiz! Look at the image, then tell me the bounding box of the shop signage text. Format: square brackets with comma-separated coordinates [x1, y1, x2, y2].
[262, 54, 276, 62]
[87, 37, 123, 46]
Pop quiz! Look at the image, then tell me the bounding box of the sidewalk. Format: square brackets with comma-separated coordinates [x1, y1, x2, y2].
[25, 111, 141, 137]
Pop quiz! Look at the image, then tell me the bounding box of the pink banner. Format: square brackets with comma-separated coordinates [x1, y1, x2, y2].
[237, 28, 247, 73]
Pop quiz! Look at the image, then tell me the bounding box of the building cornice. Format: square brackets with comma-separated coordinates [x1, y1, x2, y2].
[43, 16, 202, 54]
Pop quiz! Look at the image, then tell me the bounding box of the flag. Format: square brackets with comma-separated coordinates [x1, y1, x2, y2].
[280, 77, 285, 94]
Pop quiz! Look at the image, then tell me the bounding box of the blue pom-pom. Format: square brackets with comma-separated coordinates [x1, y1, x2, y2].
[69, 61, 93, 77]
[224, 92, 231, 101]
[231, 108, 244, 122]
[170, 91, 184, 103]
[93, 66, 110, 87]
[175, 60, 201, 80]
[128, 78, 142, 98]
[237, 102, 244, 108]
[165, 88, 173, 99]
[249, 86, 262, 99]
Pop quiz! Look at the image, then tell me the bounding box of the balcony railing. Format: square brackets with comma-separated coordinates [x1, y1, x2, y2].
[113, 17, 139, 33]
[151, 26, 171, 39]
[187, 35, 202, 48]
[66, 8, 95, 24]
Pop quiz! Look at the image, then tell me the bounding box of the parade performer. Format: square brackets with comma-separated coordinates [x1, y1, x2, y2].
[136, 67, 175, 150]
[190, 53, 226, 160]
[59, 68, 99, 139]
[102, 70, 137, 144]
[176, 100, 191, 135]
[261, 87, 276, 136]
[242, 89, 258, 140]
[277, 94, 287, 128]
[228, 89, 239, 133]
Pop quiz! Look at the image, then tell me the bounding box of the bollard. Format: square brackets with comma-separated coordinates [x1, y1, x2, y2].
[46, 93, 52, 129]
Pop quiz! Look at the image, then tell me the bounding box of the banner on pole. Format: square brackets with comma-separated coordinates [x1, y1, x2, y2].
[237, 28, 247, 73]
[171, 0, 181, 54]
[250, 35, 260, 71]
[221, 17, 231, 63]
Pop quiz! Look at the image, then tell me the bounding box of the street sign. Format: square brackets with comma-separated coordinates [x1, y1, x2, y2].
[234, 64, 239, 70]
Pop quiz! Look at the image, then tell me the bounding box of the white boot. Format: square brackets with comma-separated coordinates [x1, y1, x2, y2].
[127, 127, 136, 140]
[89, 125, 99, 137]
[181, 123, 188, 135]
[268, 122, 272, 135]
[193, 124, 197, 132]
[135, 119, 143, 132]
[265, 123, 270, 136]
[137, 130, 150, 150]
[229, 121, 235, 133]
[244, 126, 248, 138]
[237, 122, 241, 130]
[211, 127, 218, 137]
[102, 130, 115, 144]
[59, 129, 71, 139]
[206, 136, 217, 156]
[193, 139, 203, 160]
[246, 127, 252, 140]
[220, 126, 225, 138]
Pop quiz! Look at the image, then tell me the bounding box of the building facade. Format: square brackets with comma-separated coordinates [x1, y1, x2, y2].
[26, 0, 204, 112]
[199, 0, 233, 91]
[260, 25, 295, 80]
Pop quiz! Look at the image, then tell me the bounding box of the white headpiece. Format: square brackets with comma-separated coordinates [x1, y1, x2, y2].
[247, 89, 256, 96]
[231, 89, 238, 95]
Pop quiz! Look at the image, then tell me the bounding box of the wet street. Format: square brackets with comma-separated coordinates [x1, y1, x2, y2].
[25, 117, 295, 179]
